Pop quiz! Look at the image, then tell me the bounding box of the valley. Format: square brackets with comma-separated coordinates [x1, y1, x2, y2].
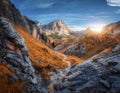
[0, 0, 120, 93]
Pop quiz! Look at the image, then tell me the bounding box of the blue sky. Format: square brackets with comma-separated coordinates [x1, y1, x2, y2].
[11, 0, 120, 30]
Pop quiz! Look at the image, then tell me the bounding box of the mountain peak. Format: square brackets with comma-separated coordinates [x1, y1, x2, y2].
[52, 20, 63, 23]
[51, 20, 64, 24]
[41, 20, 71, 35]
[48, 20, 67, 27]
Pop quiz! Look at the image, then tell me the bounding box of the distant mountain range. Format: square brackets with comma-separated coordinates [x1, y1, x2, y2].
[55, 21, 120, 58]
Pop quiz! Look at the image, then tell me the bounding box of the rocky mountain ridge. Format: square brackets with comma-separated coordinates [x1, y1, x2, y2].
[0, 0, 72, 39]
[0, 0, 41, 39]
[0, 17, 42, 93]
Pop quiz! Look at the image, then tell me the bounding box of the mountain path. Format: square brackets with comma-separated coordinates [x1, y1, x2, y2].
[49, 51, 71, 81]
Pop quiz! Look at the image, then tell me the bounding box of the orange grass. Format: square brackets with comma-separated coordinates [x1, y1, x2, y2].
[0, 62, 24, 93]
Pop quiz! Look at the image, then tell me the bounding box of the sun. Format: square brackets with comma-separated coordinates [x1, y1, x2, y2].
[90, 24, 105, 33]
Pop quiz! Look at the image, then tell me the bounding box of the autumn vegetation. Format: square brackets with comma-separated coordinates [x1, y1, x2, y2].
[0, 62, 24, 93]
[14, 26, 69, 80]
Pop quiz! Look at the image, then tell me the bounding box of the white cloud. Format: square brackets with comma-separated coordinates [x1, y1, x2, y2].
[36, 2, 55, 8]
[107, 0, 120, 7]
[20, 0, 55, 10]
[69, 26, 86, 31]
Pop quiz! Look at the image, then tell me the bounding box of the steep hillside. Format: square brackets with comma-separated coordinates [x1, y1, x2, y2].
[0, 0, 71, 80]
[102, 21, 120, 35]
[0, 0, 41, 38]
[0, 0, 24, 26]
[14, 25, 69, 79]
[0, 18, 41, 93]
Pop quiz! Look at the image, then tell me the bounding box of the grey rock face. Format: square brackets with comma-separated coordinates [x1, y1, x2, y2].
[50, 43, 120, 93]
[40, 20, 71, 36]
[22, 16, 41, 39]
[0, 0, 25, 26]
[0, 0, 41, 39]
[112, 43, 120, 52]
[0, 17, 43, 93]
[65, 43, 87, 57]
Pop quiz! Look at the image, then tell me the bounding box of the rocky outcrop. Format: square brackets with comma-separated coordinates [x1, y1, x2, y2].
[39, 20, 72, 47]
[65, 43, 87, 57]
[0, 17, 42, 93]
[0, 0, 25, 26]
[49, 43, 120, 93]
[22, 16, 41, 39]
[0, 0, 41, 39]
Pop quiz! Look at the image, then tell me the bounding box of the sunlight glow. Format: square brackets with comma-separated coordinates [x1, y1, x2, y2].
[90, 24, 105, 33]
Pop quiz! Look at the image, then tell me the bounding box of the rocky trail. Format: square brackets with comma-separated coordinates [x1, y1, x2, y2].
[41, 51, 72, 93]
[49, 51, 71, 81]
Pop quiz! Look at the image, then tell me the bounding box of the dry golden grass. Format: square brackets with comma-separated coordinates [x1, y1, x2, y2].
[81, 34, 120, 60]
[0, 78, 24, 93]
[67, 55, 82, 64]
[14, 26, 68, 80]
[60, 33, 120, 61]
[0, 62, 14, 76]
[91, 48, 112, 62]
[0, 62, 24, 93]
[14, 26, 67, 68]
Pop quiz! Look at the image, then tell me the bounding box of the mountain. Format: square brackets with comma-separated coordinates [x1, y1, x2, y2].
[83, 27, 95, 36]
[39, 20, 72, 48]
[0, 0, 72, 41]
[0, 0, 68, 70]
[0, 0, 120, 93]
[69, 27, 95, 37]
[40, 20, 71, 36]
[0, 0, 71, 92]
[1, 16, 120, 93]
[0, 0, 41, 39]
